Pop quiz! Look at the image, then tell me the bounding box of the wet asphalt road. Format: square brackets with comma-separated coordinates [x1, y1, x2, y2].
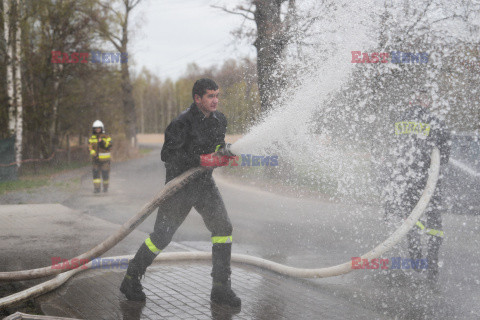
[3, 145, 479, 319]
[63, 145, 480, 319]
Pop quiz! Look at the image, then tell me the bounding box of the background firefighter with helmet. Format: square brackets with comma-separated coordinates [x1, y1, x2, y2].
[88, 120, 113, 193]
[120, 78, 241, 309]
[383, 88, 451, 282]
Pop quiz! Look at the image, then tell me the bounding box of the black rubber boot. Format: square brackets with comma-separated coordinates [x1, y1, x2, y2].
[120, 262, 146, 301]
[211, 278, 241, 308]
[120, 243, 156, 301]
[210, 243, 241, 308]
[94, 188, 100, 193]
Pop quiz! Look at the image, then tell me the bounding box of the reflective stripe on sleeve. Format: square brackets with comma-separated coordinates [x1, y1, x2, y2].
[104, 137, 112, 148]
[211, 236, 233, 244]
[145, 237, 161, 255]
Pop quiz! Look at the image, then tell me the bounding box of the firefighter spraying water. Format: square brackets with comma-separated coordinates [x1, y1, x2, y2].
[120, 79, 241, 308]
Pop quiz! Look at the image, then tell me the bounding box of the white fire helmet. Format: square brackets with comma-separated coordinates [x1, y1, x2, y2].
[92, 120, 105, 133]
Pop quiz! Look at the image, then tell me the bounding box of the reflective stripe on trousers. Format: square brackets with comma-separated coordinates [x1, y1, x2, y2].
[416, 221, 444, 238]
[145, 237, 161, 255]
[99, 153, 111, 160]
[211, 236, 233, 244]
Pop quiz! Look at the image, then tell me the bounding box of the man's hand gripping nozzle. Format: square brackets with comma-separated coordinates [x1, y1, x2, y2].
[217, 143, 236, 157]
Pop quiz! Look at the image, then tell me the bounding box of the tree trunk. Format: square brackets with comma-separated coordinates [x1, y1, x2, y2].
[0, 1, 7, 138]
[4, 0, 14, 134]
[50, 63, 62, 153]
[253, 0, 287, 114]
[66, 134, 70, 163]
[121, 57, 136, 145]
[13, 0, 22, 166]
[4, 0, 22, 166]
[120, 5, 136, 146]
[139, 89, 144, 134]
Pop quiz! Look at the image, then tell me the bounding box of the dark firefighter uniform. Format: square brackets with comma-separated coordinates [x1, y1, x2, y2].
[121, 102, 240, 306]
[384, 103, 450, 280]
[88, 132, 112, 192]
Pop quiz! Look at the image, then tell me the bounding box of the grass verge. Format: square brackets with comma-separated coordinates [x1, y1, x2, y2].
[0, 178, 50, 194]
[0, 161, 89, 195]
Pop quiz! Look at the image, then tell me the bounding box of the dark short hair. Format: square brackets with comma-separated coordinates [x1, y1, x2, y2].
[192, 78, 218, 100]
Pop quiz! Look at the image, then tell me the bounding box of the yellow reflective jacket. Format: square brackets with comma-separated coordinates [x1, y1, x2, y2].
[88, 133, 113, 162]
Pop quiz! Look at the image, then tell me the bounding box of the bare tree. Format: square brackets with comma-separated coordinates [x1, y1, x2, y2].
[0, 1, 6, 138]
[3, 0, 23, 166]
[213, 0, 322, 113]
[3, 0, 14, 134]
[12, 0, 22, 166]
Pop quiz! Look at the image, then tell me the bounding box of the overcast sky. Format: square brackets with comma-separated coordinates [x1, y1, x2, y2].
[129, 0, 256, 80]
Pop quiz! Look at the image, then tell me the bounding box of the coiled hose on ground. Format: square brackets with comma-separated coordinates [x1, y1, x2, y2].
[0, 148, 440, 309]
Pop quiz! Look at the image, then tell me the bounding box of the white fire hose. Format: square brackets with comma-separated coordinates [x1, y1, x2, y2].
[0, 148, 440, 309]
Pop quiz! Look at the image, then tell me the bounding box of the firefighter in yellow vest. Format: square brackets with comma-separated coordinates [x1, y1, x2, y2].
[88, 120, 112, 193]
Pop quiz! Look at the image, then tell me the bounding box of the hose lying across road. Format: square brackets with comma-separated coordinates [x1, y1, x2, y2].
[0, 166, 208, 282]
[0, 148, 440, 309]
